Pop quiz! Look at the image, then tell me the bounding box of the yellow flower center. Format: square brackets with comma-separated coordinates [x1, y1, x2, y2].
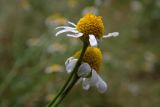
[76, 13, 104, 39]
[74, 47, 102, 72]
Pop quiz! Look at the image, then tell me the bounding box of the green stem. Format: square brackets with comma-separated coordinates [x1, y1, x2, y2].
[53, 74, 79, 107]
[47, 42, 88, 107]
[46, 67, 73, 107]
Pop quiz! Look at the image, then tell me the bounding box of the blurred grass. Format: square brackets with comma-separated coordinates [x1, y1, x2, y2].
[0, 0, 160, 107]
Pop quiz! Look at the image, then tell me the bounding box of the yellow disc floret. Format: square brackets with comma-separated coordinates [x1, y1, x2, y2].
[74, 47, 102, 72]
[76, 13, 104, 39]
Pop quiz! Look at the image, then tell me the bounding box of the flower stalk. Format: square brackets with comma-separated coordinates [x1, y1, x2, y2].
[53, 74, 79, 107]
[47, 42, 88, 107]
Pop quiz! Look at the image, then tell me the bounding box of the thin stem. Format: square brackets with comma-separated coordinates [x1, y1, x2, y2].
[47, 42, 88, 107]
[46, 67, 73, 107]
[53, 74, 79, 107]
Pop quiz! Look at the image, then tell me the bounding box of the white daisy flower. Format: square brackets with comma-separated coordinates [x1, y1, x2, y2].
[55, 13, 119, 47]
[65, 57, 107, 93]
[64, 47, 108, 93]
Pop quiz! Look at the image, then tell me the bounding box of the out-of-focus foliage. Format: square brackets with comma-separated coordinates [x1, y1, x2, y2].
[0, 0, 160, 107]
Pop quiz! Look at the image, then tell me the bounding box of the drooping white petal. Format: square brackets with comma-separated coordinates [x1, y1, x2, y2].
[96, 75, 107, 93]
[67, 33, 83, 38]
[68, 21, 76, 27]
[89, 69, 99, 86]
[65, 59, 78, 73]
[75, 78, 83, 85]
[103, 32, 119, 38]
[65, 57, 74, 66]
[77, 63, 91, 77]
[56, 26, 76, 30]
[89, 34, 97, 47]
[55, 29, 79, 36]
[82, 78, 90, 90]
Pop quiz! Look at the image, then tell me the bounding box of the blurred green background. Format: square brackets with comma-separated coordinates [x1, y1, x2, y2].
[0, 0, 160, 107]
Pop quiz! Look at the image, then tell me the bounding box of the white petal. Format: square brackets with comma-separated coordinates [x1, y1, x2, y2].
[89, 35, 97, 47]
[75, 78, 83, 85]
[65, 57, 74, 66]
[56, 26, 76, 30]
[56, 29, 78, 36]
[65, 59, 78, 73]
[56, 29, 70, 36]
[77, 63, 91, 77]
[89, 69, 99, 86]
[103, 32, 119, 38]
[82, 78, 90, 90]
[96, 76, 107, 93]
[68, 21, 76, 27]
[66, 33, 83, 38]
